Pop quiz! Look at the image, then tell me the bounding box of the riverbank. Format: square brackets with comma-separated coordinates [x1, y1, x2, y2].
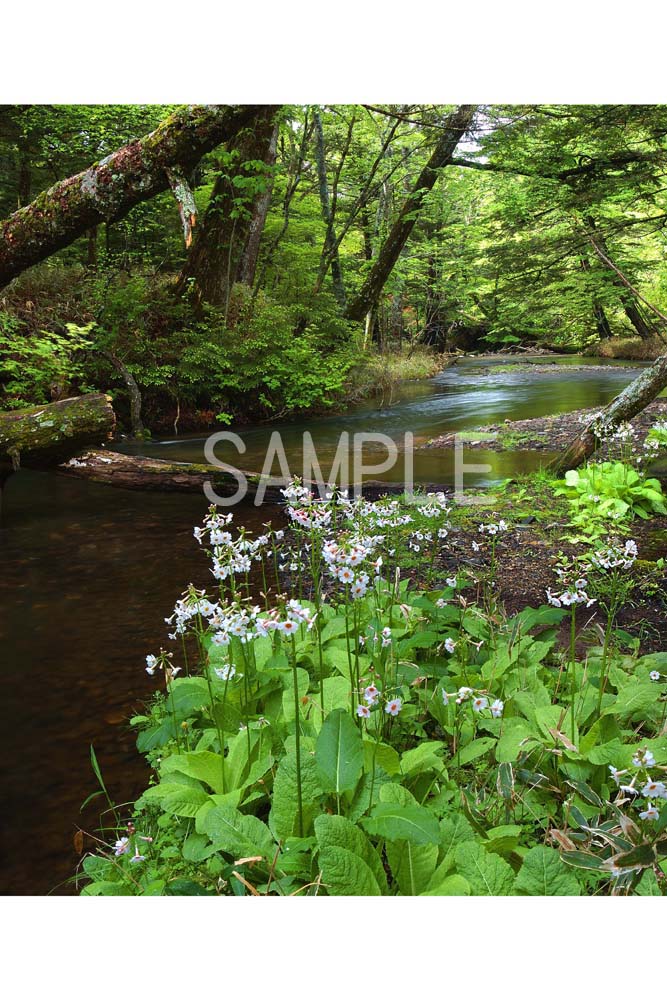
[424, 399, 667, 453]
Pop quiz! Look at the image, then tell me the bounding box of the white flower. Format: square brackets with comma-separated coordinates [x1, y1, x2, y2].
[446, 577, 457, 588]
[356, 704, 371, 718]
[640, 803, 660, 821]
[129, 850, 146, 864]
[435, 598, 446, 608]
[642, 779, 667, 799]
[457, 686, 473, 703]
[279, 619, 299, 635]
[472, 696, 488, 713]
[472, 541, 480, 552]
[364, 684, 380, 705]
[491, 699, 504, 718]
[650, 670, 661, 682]
[214, 664, 237, 682]
[444, 637, 457, 654]
[608, 765, 624, 784]
[441, 689, 450, 706]
[114, 837, 131, 856]
[633, 749, 656, 768]
[385, 698, 402, 716]
[145, 654, 158, 675]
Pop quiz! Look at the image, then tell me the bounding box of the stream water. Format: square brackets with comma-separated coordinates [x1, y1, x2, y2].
[0, 355, 656, 894]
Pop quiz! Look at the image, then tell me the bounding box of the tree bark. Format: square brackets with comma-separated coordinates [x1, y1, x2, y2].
[175, 107, 281, 308]
[312, 108, 347, 309]
[549, 352, 667, 472]
[0, 393, 115, 472]
[345, 105, 476, 323]
[0, 105, 272, 290]
[237, 121, 280, 287]
[100, 351, 144, 437]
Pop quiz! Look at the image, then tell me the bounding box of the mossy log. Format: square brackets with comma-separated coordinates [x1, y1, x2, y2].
[0, 104, 273, 290]
[0, 393, 115, 471]
[57, 448, 291, 501]
[56, 448, 433, 502]
[550, 352, 667, 473]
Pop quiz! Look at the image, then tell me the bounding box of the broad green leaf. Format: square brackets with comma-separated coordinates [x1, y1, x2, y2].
[400, 741, 445, 775]
[318, 846, 382, 896]
[457, 737, 496, 765]
[421, 874, 471, 896]
[364, 740, 401, 776]
[604, 682, 658, 719]
[161, 750, 226, 794]
[362, 803, 440, 845]
[314, 814, 388, 894]
[269, 750, 322, 840]
[161, 785, 210, 817]
[203, 803, 275, 860]
[315, 708, 364, 795]
[515, 845, 581, 896]
[386, 840, 438, 895]
[495, 720, 538, 763]
[454, 841, 515, 896]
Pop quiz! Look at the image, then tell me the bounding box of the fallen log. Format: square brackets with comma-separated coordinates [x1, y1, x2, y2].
[57, 448, 293, 502]
[56, 448, 448, 503]
[0, 393, 115, 471]
[549, 352, 667, 473]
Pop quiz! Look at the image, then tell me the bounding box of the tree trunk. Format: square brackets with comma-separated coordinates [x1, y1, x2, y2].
[0, 105, 272, 290]
[0, 393, 115, 472]
[584, 216, 658, 341]
[237, 121, 280, 287]
[100, 351, 144, 437]
[550, 352, 667, 472]
[312, 108, 347, 309]
[175, 107, 281, 308]
[345, 105, 476, 323]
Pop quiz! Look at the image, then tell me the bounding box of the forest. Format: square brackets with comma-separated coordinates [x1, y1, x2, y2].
[3, 103, 667, 900]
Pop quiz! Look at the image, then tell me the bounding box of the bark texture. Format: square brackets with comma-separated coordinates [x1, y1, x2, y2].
[176, 107, 281, 306]
[345, 105, 477, 322]
[0, 105, 272, 289]
[0, 393, 115, 470]
[550, 352, 667, 472]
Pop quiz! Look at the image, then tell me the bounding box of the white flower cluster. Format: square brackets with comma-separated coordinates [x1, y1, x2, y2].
[546, 567, 596, 608]
[478, 520, 509, 536]
[322, 536, 383, 599]
[609, 749, 667, 822]
[442, 685, 503, 717]
[209, 598, 316, 647]
[356, 683, 402, 718]
[589, 538, 638, 571]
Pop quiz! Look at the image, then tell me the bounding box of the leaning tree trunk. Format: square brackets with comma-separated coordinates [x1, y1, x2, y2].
[345, 105, 476, 323]
[312, 108, 347, 309]
[0, 104, 272, 290]
[100, 351, 144, 437]
[550, 352, 667, 472]
[0, 393, 115, 472]
[175, 107, 281, 308]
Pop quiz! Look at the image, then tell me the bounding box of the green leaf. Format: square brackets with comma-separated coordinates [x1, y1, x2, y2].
[457, 737, 496, 765]
[386, 840, 439, 895]
[315, 708, 364, 795]
[515, 846, 581, 896]
[203, 803, 275, 860]
[364, 740, 401, 776]
[454, 842, 515, 895]
[318, 846, 382, 896]
[314, 815, 388, 894]
[495, 720, 538, 763]
[161, 785, 210, 817]
[400, 741, 445, 775]
[421, 874, 471, 896]
[269, 751, 323, 840]
[161, 751, 226, 794]
[604, 682, 658, 719]
[362, 802, 440, 845]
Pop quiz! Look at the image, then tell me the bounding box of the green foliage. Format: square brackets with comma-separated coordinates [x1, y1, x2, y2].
[555, 461, 667, 537]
